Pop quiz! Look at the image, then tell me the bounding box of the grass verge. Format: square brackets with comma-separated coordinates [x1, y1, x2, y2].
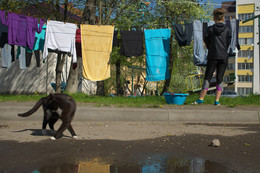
[0, 93, 259, 108]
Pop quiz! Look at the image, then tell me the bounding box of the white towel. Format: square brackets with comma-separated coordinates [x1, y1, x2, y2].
[43, 20, 77, 63]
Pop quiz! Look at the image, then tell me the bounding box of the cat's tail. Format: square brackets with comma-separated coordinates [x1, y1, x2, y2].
[17, 98, 44, 117]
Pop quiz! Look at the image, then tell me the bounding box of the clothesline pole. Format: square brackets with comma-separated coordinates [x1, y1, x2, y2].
[128, 65, 146, 96]
[46, 54, 49, 95]
[132, 68, 134, 95]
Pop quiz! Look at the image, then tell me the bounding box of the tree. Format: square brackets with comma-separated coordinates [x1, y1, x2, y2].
[151, 0, 213, 94]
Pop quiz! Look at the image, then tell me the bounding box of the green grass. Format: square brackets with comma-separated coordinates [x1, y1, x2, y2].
[0, 93, 259, 107]
[185, 93, 260, 107]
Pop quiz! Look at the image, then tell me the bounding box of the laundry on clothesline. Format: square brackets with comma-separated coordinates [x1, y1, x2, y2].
[120, 30, 144, 57]
[0, 22, 8, 48]
[43, 20, 77, 63]
[193, 20, 215, 66]
[81, 24, 114, 81]
[0, 9, 244, 82]
[226, 19, 240, 56]
[144, 28, 171, 81]
[0, 11, 45, 50]
[173, 22, 193, 47]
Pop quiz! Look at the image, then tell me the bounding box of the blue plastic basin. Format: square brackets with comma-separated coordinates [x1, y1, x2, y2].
[163, 93, 189, 105]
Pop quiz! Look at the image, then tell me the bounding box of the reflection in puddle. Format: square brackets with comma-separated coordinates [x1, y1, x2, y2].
[38, 154, 232, 173]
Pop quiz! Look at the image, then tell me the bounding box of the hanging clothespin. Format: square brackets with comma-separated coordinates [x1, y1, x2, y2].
[28, 13, 30, 16]
[75, 22, 77, 26]
[9, 10, 12, 13]
[230, 16, 231, 20]
[181, 21, 183, 25]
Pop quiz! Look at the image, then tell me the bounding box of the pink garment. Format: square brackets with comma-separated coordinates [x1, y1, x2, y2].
[75, 28, 82, 57]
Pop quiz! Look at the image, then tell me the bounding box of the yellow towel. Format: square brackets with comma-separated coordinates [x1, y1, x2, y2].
[81, 25, 114, 81]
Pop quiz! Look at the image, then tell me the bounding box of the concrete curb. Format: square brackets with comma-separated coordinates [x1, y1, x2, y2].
[1, 105, 259, 123]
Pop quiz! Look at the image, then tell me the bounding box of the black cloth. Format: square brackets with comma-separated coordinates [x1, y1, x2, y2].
[236, 19, 241, 51]
[0, 22, 8, 48]
[113, 30, 119, 47]
[120, 30, 144, 57]
[26, 50, 41, 67]
[204, 59, 228, 85]
[173, 23, 193, 46]
[203, 22, 208, 42]
[204, 23, 231, 60]
[11, 45, 15, 62]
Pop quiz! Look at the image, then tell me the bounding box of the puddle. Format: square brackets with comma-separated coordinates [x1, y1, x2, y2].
[36, 153, 235, 173]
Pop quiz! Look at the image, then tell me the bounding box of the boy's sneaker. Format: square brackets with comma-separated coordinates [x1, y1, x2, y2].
[214, 101, 220, 105]
[192, 99, 204, 104]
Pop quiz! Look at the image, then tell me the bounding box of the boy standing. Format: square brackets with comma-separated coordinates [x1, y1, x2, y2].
[194, 8, 232, 105]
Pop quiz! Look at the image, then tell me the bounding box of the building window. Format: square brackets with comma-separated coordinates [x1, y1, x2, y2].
[238, 63, 253, 70]
[238, 75, 253, 82]
[238, 38, 254, 45]
[239, 26, 254, 33]
[224, 73, 235, 82]
[238, 13, 254, 21]
[227, 63, 235, 70]
[225, 15, 236, 20]
[238, 50, 253, 58]
[223, 87, 234, 92]
[237, 87, 253, 95]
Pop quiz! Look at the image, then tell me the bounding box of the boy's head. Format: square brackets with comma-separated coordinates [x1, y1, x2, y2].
[213, 8, 226, 22]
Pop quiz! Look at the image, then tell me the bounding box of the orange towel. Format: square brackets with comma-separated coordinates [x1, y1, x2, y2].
[81, 25, 114, 81]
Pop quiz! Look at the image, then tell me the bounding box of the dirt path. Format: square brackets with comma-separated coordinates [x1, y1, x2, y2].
[0, 121, 260, 173]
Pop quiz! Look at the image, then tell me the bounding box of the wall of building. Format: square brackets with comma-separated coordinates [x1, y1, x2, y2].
[236, 0, 260, 95]
[0, 49, 96, 95]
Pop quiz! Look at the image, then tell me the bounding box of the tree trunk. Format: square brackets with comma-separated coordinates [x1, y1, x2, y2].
[116, 59, 123, 96]
[82, 0, 96, 24]
[66, 57, 82, 93]
[96, 81, 105, 96]
[54, 0, 68, 93]
[62, 0, 80, 93]
[56, 53, 66, 93]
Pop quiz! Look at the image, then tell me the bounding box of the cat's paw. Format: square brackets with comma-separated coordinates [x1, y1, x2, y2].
[72, 135, 78, 139]
[50, 137, 56, 140]
[42, 129, 47, 136]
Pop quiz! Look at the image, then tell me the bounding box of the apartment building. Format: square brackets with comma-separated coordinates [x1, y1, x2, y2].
[221, 1, 236, 93]
[221, 1, 259, 95]
[236, 0, 260, 95]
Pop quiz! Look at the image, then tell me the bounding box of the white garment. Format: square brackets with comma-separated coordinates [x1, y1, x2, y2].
[1, 44, 12, 68]
[43, 20, 77, 63]
[19, 46, 26, 70]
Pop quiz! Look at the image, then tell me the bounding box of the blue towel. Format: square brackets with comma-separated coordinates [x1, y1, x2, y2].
[144, 28, 171, 81]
